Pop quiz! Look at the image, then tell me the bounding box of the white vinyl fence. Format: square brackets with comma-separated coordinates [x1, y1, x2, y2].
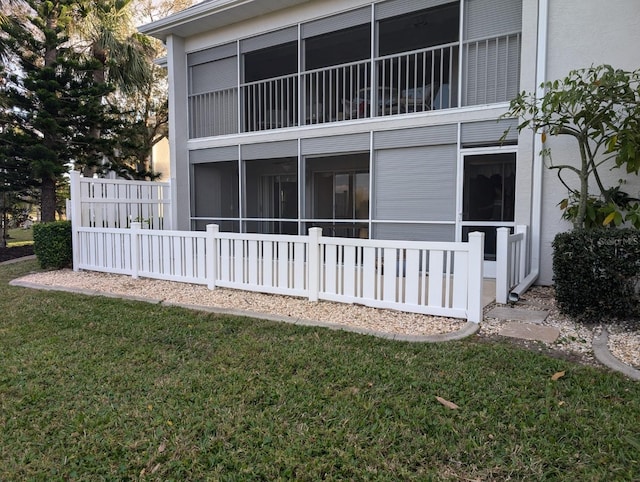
[74, 223, 486, 322]
[68, 171, 171, 230]
[495, 226, 529, 304]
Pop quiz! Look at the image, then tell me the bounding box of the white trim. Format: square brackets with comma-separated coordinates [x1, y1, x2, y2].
[455, 121, 463, 240]
[238, 145, 244, 231]
[297, 137, 303, 234]
[460, 145, 519, 155]
[457, 0, 464, 109]
[368, 130, 374, 238]
[371, 220, 456, 225]
[509, 0, 547, 299]
[186, 103, 511, 150]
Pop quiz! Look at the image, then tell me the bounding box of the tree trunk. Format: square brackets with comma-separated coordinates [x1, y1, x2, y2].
[40, 176, 57, 222]
[0, 195, 6, 248]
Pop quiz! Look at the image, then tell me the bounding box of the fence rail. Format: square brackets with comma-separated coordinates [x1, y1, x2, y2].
[69, 171, 171, 230]
[495, 226, 528, 304]
[73, 224, 485, 322]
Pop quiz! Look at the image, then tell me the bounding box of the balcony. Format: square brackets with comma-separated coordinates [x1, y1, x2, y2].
[187, 32, 520, 139]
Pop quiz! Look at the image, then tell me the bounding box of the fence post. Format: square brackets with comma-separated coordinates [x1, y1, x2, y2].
[467, 231, 484, 323]
[495, 227, 510, 304]
[206, 224, 219, 290]
[131, 222, 141, 280]
[69, 171, 82, 272]
[516, 225, 528, 284]
[307, 227, 322, 302]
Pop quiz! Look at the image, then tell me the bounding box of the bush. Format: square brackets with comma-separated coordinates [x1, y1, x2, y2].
[33, 221, 72, 269]
[553, 229, 640, 322]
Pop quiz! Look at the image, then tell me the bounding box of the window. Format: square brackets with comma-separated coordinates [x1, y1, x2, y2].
[243, 42, 297, 83]
[461, 152, 516, 261]
[244, 157, 298, 234]
[305, 24, 371, 70]
[378, 2, 459, 56]
[306, 153, 369, 238]
[191, 162, 239, 231]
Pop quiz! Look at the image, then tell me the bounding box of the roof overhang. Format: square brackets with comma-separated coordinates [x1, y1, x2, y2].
[138, 0, 313, 42]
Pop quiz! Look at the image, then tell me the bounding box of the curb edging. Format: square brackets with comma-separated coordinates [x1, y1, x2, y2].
[9, 278, 479, 343]
[593, 329, 640, 381]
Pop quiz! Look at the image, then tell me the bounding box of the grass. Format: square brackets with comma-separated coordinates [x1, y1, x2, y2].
[6, 227, 34, 246]
[1, 260, 639, 480]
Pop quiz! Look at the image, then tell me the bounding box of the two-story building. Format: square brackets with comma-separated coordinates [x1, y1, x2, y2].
[140, 0, 640, 287]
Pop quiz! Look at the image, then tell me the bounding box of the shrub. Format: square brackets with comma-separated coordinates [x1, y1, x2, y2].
[552, 229, 640, 322]
[33, 221, 72, 269]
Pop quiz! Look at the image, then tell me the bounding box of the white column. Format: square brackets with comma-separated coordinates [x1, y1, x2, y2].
[131, 222, 142, 279]
[307, 227, 322, 302]
[495, 227, 510, 304]
[166, 34, 190, 231]
[467, 231, 485, 323]
[206, 224, 219, 290]
[70, 171, 82, 272]
[517, 224, 529, 283]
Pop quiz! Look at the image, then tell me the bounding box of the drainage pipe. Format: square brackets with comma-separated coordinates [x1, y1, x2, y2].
[509, 0, 548, 302]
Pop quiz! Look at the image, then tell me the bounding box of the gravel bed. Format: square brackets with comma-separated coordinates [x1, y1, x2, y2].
[13, 271, 640, 369]
[482, 286, 597, 363]
[608, 325, 640, 370]
[15, 269, 466, 336]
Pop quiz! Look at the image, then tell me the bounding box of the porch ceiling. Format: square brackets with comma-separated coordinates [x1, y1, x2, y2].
[139, 0, 313, 42]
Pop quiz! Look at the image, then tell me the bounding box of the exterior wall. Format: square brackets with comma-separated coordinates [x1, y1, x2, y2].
[166, 35, 190, 230]
[536, 0, 640, 284]
[154, 0, 534, 276]
[151, 137, 170, 182]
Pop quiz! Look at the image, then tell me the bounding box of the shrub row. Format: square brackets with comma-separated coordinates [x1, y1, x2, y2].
[33, 221, 72, 270]
[553, 229, 640, 322]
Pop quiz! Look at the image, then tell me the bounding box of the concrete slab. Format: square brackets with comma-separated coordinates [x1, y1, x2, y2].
[486, 307, 548, 324]
[499, 322, 560, 343]
[482, 278, 495, 308]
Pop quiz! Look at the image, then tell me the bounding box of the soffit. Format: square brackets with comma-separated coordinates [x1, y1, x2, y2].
[139, 0, 313, 42]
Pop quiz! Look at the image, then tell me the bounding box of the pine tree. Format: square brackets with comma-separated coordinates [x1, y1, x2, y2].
[0, 0, 115, 221]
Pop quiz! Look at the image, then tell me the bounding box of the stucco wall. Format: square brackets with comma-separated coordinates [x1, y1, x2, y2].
[537, 0, 640, 284]
[152, 137, 170, 182]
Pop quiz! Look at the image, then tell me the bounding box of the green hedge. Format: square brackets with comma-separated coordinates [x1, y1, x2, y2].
[552, 229, 640, 322]
[33, 221, 72, 269]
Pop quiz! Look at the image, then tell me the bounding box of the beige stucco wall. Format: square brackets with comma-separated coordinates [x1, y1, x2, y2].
[536, 0, 640, 284]
[152, 137, 171, 182]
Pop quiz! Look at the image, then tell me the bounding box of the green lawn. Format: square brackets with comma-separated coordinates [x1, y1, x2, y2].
[6, 227, 34, 246]
[1, 260, 639, 481]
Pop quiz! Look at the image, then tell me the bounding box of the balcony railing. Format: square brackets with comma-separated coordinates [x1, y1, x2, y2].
[302, 59, 371, 124]
[187, 34, 520, 138]
[188, 87, 238, 138]
[242, 73, 298, 132]
[462, 32, 521, 106]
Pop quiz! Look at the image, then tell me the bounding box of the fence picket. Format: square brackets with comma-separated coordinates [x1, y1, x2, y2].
[382, 247, 396, 303]
[452, 251, 468, 310]
[405, 249, 420, 305]
[428, 250, 444, 307]
[343, 245, 356, 298]
[263, 241, 273, 288]
[294, 242, 305, 289]
[72, 222, 486, 321]
[248, 240, 259, 285]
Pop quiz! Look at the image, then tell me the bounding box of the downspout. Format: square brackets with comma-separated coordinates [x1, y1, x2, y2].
[509, 0, 548, 301]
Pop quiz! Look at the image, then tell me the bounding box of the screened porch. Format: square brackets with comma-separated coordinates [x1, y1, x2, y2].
[187, 0, 522, 139]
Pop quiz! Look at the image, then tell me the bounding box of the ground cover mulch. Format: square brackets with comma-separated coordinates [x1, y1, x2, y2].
[0, 245, 34, 263]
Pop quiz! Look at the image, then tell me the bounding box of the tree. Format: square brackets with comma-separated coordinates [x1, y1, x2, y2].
[69, 0, 155, 176]
[0, 0, 115, 221]
[504, 64, 640, 229]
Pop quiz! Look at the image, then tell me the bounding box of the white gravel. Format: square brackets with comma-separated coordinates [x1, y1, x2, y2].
[13, 270, 640, 369]
[15, 269, 466, 336]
